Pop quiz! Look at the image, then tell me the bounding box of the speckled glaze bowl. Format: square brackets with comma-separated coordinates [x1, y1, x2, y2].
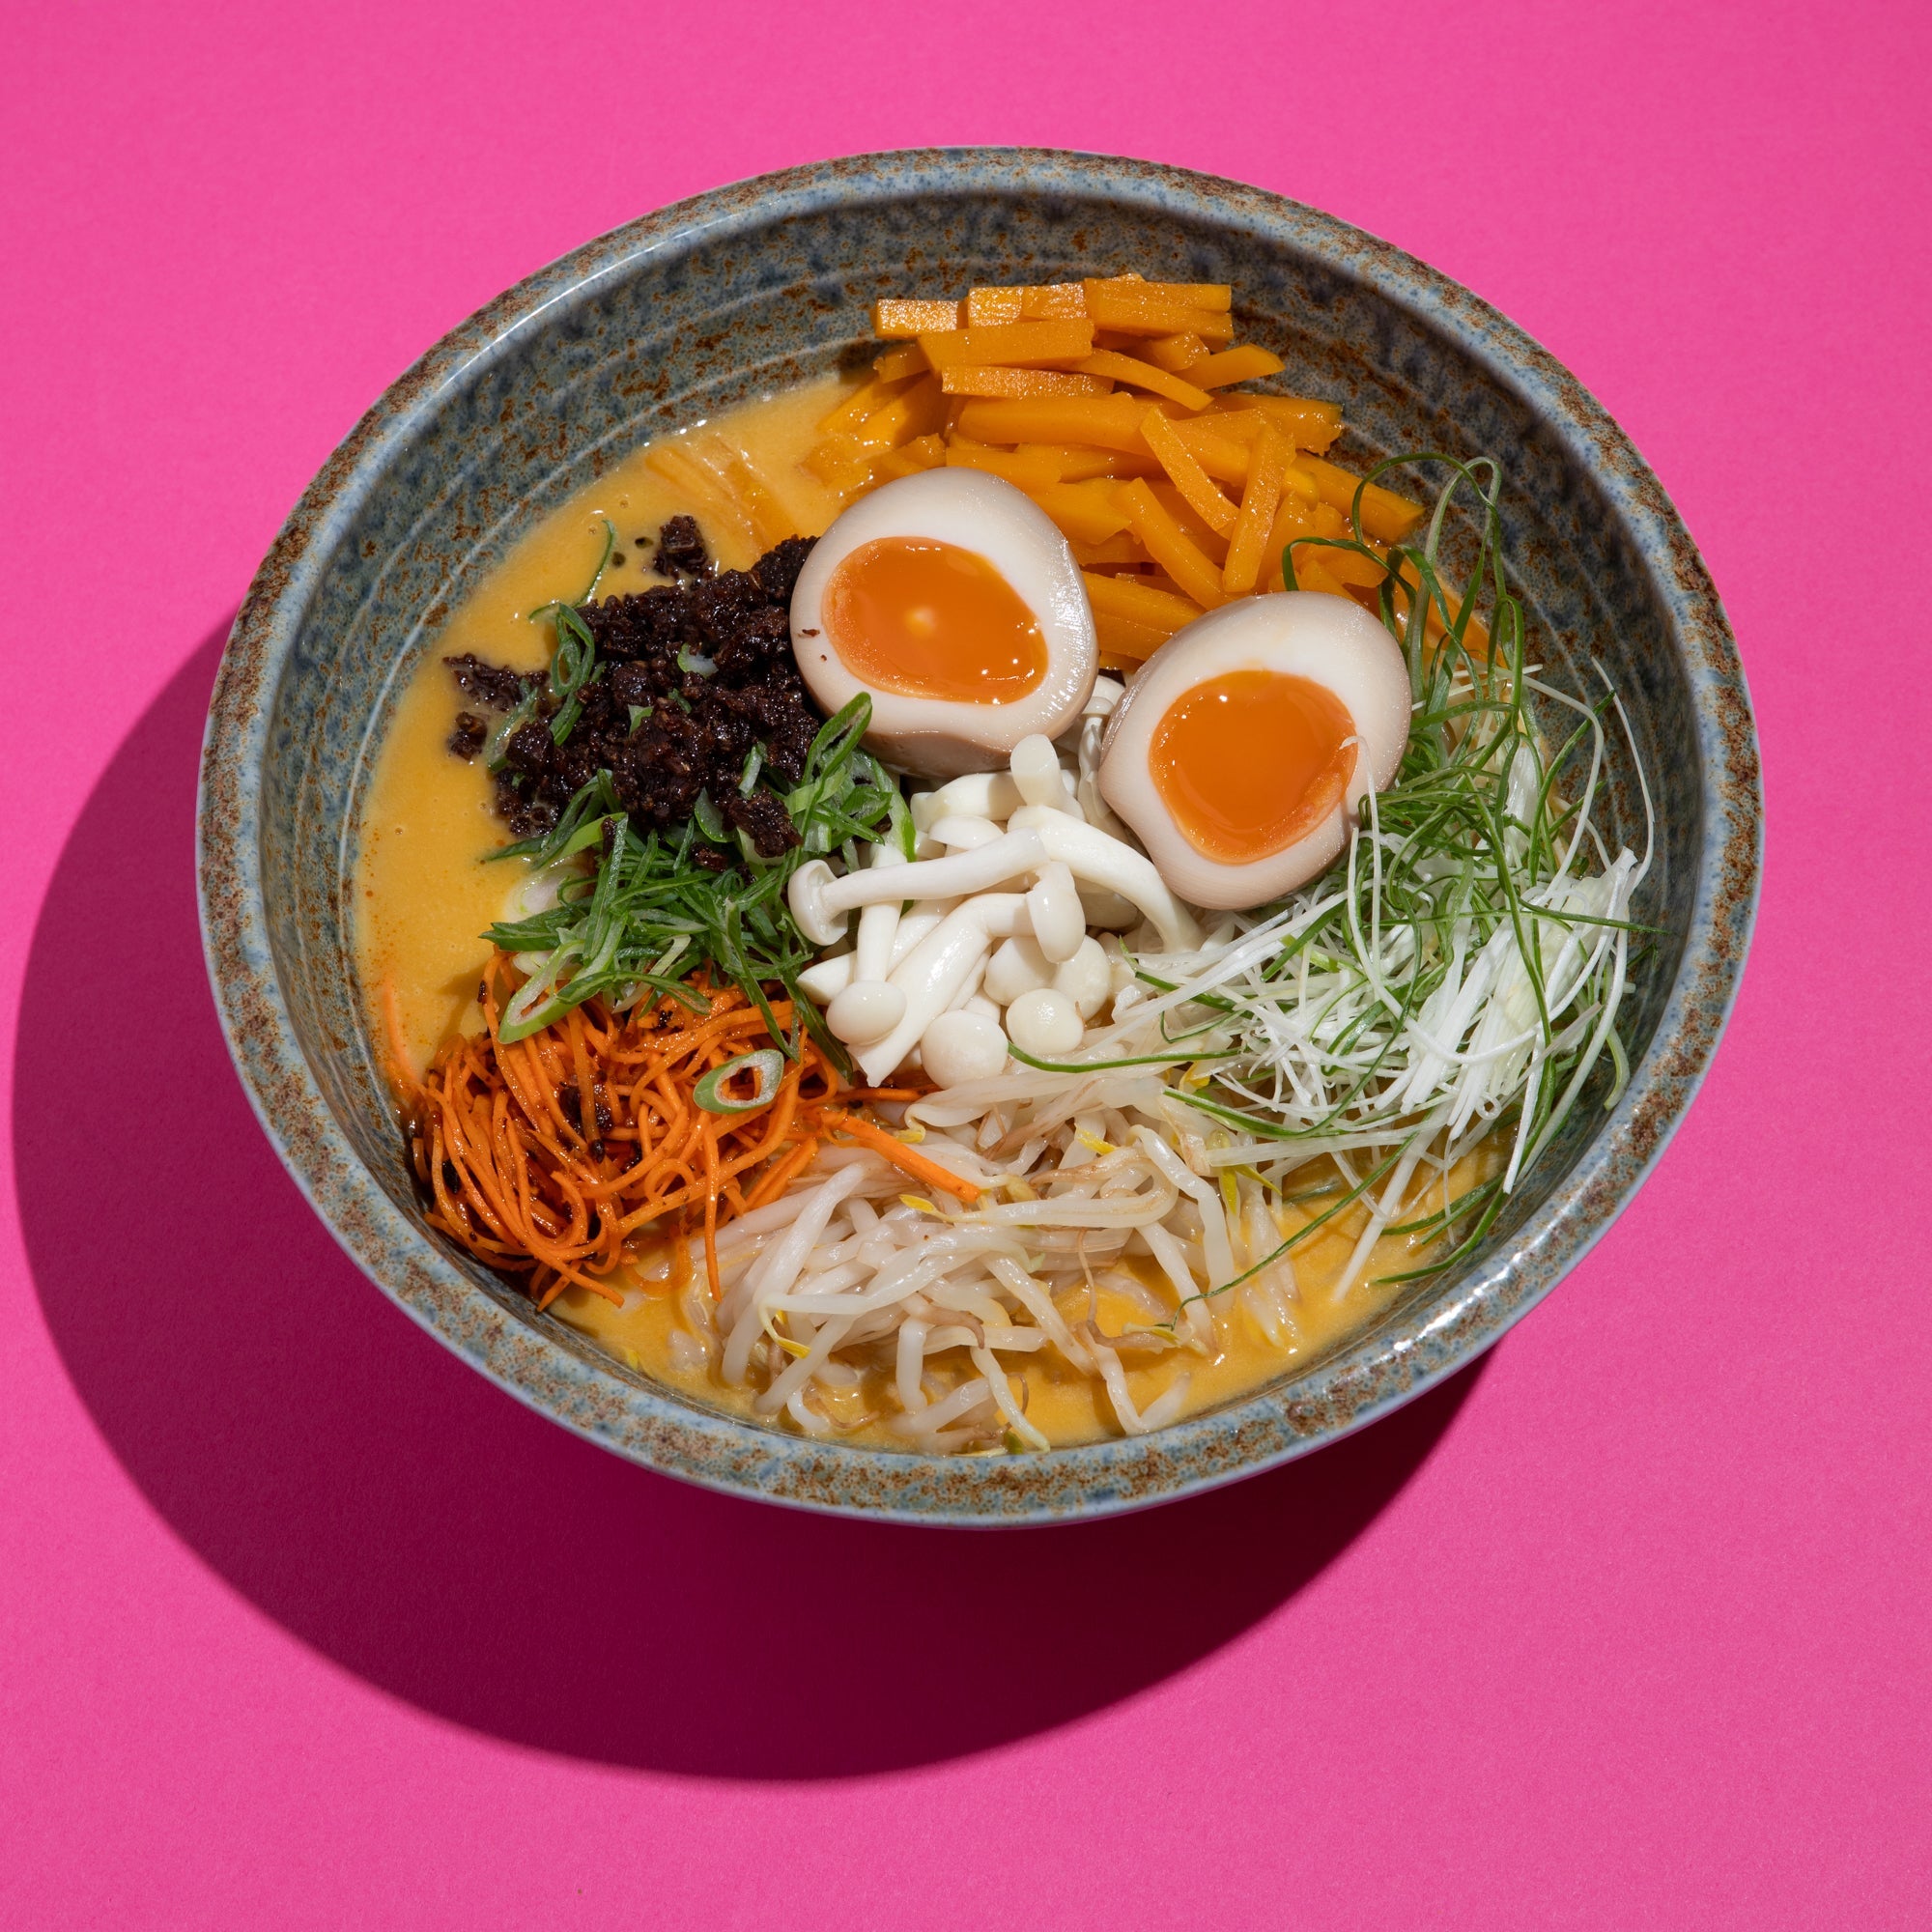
[198, 150, 1760, 1524]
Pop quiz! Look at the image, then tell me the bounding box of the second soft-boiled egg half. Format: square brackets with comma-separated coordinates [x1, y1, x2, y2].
[789, 469, 1097, 778]
[1097, 593, 1412, 910]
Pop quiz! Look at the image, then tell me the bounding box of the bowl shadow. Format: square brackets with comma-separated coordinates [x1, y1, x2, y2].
[14, 632, 1487, 1780]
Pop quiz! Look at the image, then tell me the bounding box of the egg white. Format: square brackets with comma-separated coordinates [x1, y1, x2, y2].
[789, 469, 1097, 779]
[1097, 593, 1412, 909]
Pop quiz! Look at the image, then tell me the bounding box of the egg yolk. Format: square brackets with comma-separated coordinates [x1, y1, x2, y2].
[822, 537, 1048, 703]
[1151, 669, 1359, 864]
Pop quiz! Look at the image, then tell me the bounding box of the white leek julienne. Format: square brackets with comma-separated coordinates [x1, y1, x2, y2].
[656, 453, 1652, 1450]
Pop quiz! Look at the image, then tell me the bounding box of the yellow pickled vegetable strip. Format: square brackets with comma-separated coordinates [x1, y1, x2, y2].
[1305, 538, 1389, 588]
[1028, 481, 1132, 544]
[1149, 483, 1231, 562]
[1186, 407, 1265, 443]
[874, 298, 963, 337]
[1293, 555, 1353, 599]
[1118, 479, 1225, 609]
[940, 364, 1112, 400]
[946, 439, 1066, 489]
[800, 434, 873, 491]
[917, 319, 1096, 368]
[1181, 344, 1286, 388]
[1081, 571, 1201, 632]
[818, 373, 915, 436]
[1070, 533, 1144, 567]
[872, 342, 930, 382]
[953, 394, 1150, 453]
[850, 376, 947, 452]
[1038, 443, 1162, 481]
[1086, 275, 1233, 311]
[1082, 284, 1235, 343]
[1141, 408, 1238, 533]
[701, 441, 796, 550]
[644, 444, 761, 553]
[1073, 351, 1213, 411]
[1094, 611, 1171, 661]
[1168, 427, 1251, 489]
[965, 287, 1021, 327]
[874, 433, 948, 481]
[1300, 456, 1426, 542]
[1141, 331, 1209, 371]
[965, 282, 1087, 325]
[1262, 492, 1319, 589]
[1244, 394, 1344, 453]
[1221, 425, 1290, 596]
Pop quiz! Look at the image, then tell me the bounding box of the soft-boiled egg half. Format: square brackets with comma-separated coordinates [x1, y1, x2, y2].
[1097, 593, 1412, 910]
[789, 469, 1097, 779]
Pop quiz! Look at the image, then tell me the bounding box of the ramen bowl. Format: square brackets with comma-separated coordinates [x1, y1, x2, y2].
[197, 150, 1760, 1524]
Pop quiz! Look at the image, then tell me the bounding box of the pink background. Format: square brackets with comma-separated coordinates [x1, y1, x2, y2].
[5, 2, 1928, 1924]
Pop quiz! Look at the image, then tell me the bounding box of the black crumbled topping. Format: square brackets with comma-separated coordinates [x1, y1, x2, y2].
[653, 514, 712, 580]
[443, 652, 540, 713]
[447, 711, 487, 760]
[448, 528, 822, 856]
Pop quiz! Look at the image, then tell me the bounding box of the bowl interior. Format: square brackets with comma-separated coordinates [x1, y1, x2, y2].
[205, 152, 1753, 1522]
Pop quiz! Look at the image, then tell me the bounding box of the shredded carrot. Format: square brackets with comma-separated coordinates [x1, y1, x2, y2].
[818, 1110, 982, 1204]
[403, 957, 960, 1304]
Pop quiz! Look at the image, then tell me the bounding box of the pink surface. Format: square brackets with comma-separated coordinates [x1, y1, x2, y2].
[4, 2, 1928, 1924]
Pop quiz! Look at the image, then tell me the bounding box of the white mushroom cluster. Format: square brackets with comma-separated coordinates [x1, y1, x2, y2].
[791, 681, 1200, 1088]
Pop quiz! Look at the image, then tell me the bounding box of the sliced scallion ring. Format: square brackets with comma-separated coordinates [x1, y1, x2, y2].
[694, 1048, 783, 1115]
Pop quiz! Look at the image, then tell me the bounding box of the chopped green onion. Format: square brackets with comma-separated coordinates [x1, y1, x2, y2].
[695, 1049, 784, 1115]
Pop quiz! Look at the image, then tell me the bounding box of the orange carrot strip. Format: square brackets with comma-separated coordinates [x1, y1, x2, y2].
[873, 298, 962, 338]
[871, 342, 929, 382]
[701, 1127, 722, 1302]
[1080, 284, 1236, 343]
[1081, 570, 1200, 632]
[964, 282, 1087, 326]
[874, 434, 947, 481]
[1028, 481, 1133, 545]
[1141, 408, 1238, 533]
[819, 1110, 982, 1204]
[1072, 351, 1212, 411]
[939, 365, 1110, 400]
[1093, 612, 1170, 661]
[1117, 479, 1226, 609]
[1243, 394, 1344, 454]
[952, 394, 1149, 453]
[944, 438, 1066, 489]
[1298, 456, 1427, 543]
[742, 1136, 821, 1210]
[1070, 534, 1146, 567]
[1139, 331, 1209, 372]
[1086, 274, 1233, 311]
[1180, 344, 1286, 388]
[1222, 424, 1290, 597]
[917, 319, 1096, 369]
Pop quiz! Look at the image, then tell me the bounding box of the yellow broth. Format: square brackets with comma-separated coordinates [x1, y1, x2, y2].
[355, 375, 1478, 1450]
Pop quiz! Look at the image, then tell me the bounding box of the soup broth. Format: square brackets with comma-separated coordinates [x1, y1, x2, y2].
[357, 373, 1504, 1451]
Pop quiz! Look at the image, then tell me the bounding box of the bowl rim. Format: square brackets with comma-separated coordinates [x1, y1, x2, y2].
[197, 147, 1762, 1526]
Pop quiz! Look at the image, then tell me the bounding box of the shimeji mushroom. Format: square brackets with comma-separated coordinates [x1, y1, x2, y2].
[853, 893, 1033, 1085]
[786, 813, 1198, 952]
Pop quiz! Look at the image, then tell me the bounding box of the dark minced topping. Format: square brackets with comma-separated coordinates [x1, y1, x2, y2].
[443, 520, 821, 859]
[653, 513, 712, 581]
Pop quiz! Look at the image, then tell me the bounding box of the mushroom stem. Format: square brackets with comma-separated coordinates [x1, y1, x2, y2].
[857, 894, 1031, 1085]
[788, 831, 1050, 943]
[853, 840, 906, 983]
[1008, 808, 1201, 950]
[790, 816, 1199, 952]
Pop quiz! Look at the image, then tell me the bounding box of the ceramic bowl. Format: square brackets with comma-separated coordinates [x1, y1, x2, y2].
[198, 150, 1760, 1523]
